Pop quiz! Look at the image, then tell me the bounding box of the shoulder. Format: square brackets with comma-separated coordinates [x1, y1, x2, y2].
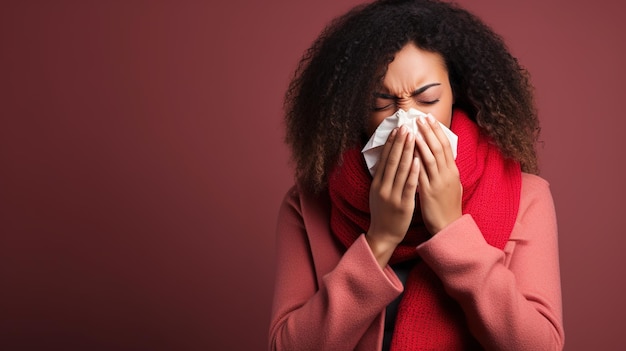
[280, 185, 302, 212]
[521, 172, 551, 195]
[278, 184, 331, 229]
[516, 173, 557, 229]
[277, 186, 303, 224]
[280, 184, 329, 209]
[520, 173, 554, 209]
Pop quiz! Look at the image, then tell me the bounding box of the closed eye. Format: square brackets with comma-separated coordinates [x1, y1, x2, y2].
[417, 99, 440, 105]
[372, 92, 396, 111]
[372, 103, 394, 111]
[372, 83, 441, 111]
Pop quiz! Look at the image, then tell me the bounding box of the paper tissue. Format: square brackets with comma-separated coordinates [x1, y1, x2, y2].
[362, 108, 458, 175]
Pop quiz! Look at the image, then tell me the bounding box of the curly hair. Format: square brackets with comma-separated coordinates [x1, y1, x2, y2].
[285, 0, 540, 192]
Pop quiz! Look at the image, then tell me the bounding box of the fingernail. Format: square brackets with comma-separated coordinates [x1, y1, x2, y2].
[419, 116, 428, 125]
[427, 115, 436, 124]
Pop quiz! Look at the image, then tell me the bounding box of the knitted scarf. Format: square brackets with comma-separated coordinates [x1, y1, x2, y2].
[328, 110, 521, 350]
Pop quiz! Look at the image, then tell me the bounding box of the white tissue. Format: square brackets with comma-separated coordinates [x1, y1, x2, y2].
[361, 108, 458, 176]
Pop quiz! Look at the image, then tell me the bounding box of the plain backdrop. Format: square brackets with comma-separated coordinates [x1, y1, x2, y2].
[1, 0, 625, 350]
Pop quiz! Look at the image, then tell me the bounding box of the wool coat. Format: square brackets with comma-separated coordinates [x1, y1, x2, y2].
[269, 173, 564, 351]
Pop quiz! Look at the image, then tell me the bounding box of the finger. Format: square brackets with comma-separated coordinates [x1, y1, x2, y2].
[372, 127, 398, 186]
[402, 156, 420, 204]
[417, 116, 447, 171]
[427, 115, 455, 165]
[416, 151, 430, 190]
[380, 126, 410, 189]
[391, 131, 416, 199]
[414, 121, 438, 180]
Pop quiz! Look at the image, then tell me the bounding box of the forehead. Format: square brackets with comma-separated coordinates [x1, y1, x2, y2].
[381, 43, 447, 92]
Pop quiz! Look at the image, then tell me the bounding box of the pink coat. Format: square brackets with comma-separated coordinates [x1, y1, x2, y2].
[269, 173, 564, 350]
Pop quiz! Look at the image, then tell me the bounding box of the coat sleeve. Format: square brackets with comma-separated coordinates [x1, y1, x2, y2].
[416, 175, 565, 350]
[268, 187, 403, 351]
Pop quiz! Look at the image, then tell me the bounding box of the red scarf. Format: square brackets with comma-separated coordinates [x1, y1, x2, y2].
[328, 110, 521, 350]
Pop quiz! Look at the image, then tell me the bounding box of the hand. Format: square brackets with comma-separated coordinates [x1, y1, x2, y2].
[414, 115, 463, 235]
[366, 125, 421, 268]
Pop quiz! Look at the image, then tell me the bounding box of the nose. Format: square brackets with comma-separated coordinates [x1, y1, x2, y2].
[396, 98, 419, 112]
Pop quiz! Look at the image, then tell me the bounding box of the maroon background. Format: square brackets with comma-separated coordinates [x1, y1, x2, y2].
[1, 1, 624, 350]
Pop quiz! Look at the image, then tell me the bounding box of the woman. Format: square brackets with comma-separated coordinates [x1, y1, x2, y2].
[269, 0, 564, 350]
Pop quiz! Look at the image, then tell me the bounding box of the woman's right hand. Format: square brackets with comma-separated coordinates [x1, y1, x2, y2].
[366, 125, 420, 268]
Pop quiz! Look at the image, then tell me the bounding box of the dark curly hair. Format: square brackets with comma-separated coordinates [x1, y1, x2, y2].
[285, 0, 540, 192]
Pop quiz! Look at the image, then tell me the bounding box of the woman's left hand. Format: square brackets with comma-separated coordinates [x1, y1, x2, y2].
[414, 115, 463, 235]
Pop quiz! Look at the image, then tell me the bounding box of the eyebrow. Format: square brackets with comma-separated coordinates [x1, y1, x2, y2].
[374, 83, 441, 99]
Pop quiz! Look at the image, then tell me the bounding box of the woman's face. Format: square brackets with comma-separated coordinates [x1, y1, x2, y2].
[367, 42, 454, 136]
